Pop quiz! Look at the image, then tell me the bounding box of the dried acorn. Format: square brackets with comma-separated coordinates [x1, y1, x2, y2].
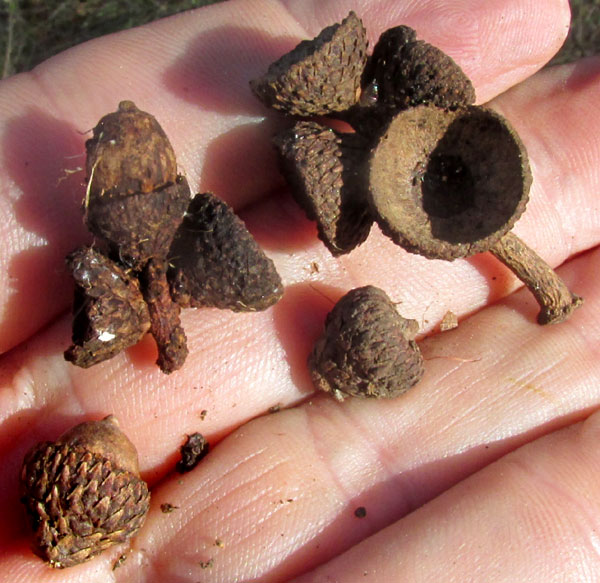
[84, 101, 190, 269]
[252, 14, 583, 325]
[20, 416, 150, 569]
[362, 25, 475, 112]
[168, 192, 283, 311]
[65, 246, 151, 368]
[309, 286, 424, 400]
[251, 11, 368, 116]
[274, 121, 372, 255]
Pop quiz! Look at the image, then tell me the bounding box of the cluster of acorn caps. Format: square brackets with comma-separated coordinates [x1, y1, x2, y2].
[19, 11, 583, 569]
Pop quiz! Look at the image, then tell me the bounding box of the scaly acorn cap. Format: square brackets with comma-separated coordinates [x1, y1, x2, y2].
[20, 416, 150, 569]
[84, 101, 189, 268]
[168, 193, 284, 311]
[368, 105, 531, 260]
[363, 25, 476, 111]
[250, 11, 368, 116]
[65, 246, 151, 368]
[309, 285, 424, 400]
[85, 176, 192, 269]
[274, 121, 372, 255]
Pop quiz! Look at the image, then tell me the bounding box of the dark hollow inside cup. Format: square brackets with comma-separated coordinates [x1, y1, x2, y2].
[369, 105, 532, 259]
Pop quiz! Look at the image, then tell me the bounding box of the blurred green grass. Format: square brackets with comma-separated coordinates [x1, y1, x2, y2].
[0, 0, 598, 78]
[0, 0, 220, 78]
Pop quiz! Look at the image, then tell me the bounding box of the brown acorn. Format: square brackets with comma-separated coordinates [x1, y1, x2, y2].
[250, 11, 368, 116]
[84, 101, 190, 269]
[64, 246, 151, 368]
[168, 192, 284, 311]
[274, 121, 372, 255]
[362, 25, 475, 112]
[309, 285, 424, 400]
[20, 416, 150, 569]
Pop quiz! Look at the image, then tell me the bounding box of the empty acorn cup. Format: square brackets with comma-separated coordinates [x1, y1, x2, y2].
[368, 104, 582, 324]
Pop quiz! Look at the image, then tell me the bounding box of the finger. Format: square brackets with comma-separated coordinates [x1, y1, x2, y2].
[0, 0, 570, 352]
[4, 243, 593, 582]
[292, 413, 600, 582]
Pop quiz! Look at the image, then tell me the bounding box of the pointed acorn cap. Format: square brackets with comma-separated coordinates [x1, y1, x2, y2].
[250, 11, 368, 116]
[85, 176, 191, 269]
[168, 193, 283, 311]
[368, 105, 531, 260]
[65, 246, 151, 368]
[274, 121, 372, 255]
[309, 285, 424, 400]
[363, 25, 475, 111]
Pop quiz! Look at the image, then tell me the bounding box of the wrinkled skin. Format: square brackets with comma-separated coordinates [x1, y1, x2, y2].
[0, 1, 599, 581]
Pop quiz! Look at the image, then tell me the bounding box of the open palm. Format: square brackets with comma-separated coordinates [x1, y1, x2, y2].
[1, 0, 599, 581]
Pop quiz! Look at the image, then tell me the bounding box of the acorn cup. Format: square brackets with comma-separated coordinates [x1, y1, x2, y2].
[361, 25, 476, 112]
[273, 121, 373, 256]
[309, 285, 424, 400]
[368, 105, 583, 325]
[167, 192, 284, 312]
[250, 11, 368, 116]
[20, 416, 150, 569]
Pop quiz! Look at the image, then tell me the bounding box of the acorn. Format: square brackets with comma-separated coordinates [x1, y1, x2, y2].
[250, 11, 368, 116]
[362, 24, 476, 112]
[20, 416, 150, 569]
[274, 120, 373, 255]
[64, 246, 152, 368]
[309, 285, 424, 400]
[83, 100, 190, 269]
[167, 192, 284, 312]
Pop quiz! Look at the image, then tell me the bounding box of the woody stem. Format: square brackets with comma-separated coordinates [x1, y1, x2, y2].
[141, 258, 188, 373]
[490, 231, 583, 325]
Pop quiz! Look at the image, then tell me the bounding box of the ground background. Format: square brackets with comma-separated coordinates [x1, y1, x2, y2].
[0, 0, 598, 78]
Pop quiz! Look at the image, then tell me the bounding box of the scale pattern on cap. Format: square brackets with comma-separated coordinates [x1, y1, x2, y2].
[250, 12, 368, 116]
[365, 25, 475, 111]
[274, 121, 372, 255]
[168, 193, 283, 311]
[309, 285, 424, 400]
[20, 442, 150, 569]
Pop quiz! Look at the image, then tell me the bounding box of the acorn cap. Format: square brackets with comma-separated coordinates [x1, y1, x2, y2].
[250, 11, 368, 116]
[363, 25, 475, 111]
[85, 176, 191, 269]
[274, 121, 373, 255]
[85, 100, 177, 200]
[168, 192, 284, 311]
[20, 416, 150, 568]
[368, 105, 531, 260]
[65, 246, 151, 368]
[309, 285, 424, 400]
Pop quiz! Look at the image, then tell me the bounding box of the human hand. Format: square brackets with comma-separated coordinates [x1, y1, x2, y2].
[0, 0, 599, 581]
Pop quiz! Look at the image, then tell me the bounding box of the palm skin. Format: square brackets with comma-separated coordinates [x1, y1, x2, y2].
[0, 0, 599, 581]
